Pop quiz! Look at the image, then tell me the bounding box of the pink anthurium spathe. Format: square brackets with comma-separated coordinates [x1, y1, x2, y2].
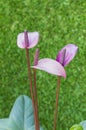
[32, 58, 66, 78]
[17, 31, 40, 130]
[56, 44, 78, 66]
[17, 31, 39, 49]
[53, 44, 78, 130]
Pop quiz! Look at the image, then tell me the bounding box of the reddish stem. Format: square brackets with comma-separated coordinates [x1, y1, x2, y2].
[25, 49, 37, 128]
[25, 48, 34, 101]
[33, 68, 40, 130]
[53, 48, 66, 130]
[53, 76, 61, 130]
[33, 49, 40, 130]
[25, 31, 37, 130]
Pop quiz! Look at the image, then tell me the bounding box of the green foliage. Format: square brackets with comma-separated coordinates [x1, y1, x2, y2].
[70, 124, 83, 130]
[0, 0, 86, 130]
[0, 95, 43, 130]
[70, 120, 86, 130]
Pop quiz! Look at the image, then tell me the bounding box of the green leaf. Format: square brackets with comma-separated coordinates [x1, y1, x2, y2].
[9, 95, 34, 130]
[69, 124, 83, 130]
[80, 120, 86, 130]
[0, 119, 9, 130]
[0, 95, 43, 130]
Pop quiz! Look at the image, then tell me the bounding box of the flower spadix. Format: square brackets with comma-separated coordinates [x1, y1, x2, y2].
[17, 31, 39, 49]
[32, 58, 66, 78]
[56, 44, 78, 66]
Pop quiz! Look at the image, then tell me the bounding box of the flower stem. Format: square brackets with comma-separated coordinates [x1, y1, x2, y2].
[33, 68, 40, 130]
[33, 49, 40, 130]
[25, 48, 34, 101]
[53, 76, 61, 130]
[25, 31, 37, 130]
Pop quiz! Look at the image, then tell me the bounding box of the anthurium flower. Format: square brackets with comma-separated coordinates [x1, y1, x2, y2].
[17, 31, 39, 49]
[32, 58, 66, 78]
[56, 44, 78, 66]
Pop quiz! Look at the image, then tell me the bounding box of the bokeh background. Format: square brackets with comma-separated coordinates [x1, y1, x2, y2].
[0, 0, 86, 130]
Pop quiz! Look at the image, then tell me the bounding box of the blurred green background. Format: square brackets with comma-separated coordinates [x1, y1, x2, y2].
[0, 0, 86, 130]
